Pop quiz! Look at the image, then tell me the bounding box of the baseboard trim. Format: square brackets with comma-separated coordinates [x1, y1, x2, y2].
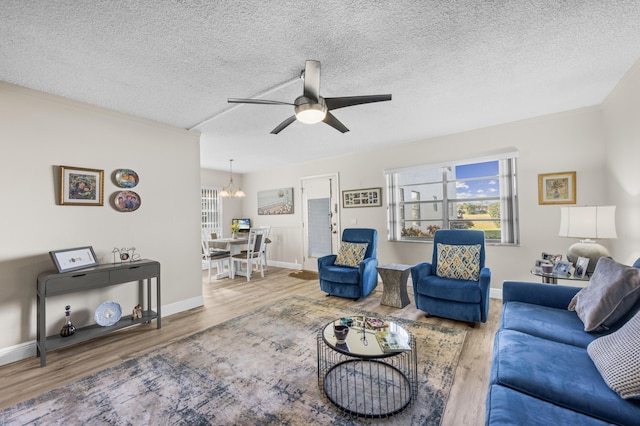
[268, 260, 301, 270]
[0, 341, 36, 367]
[161, 296, 204, 317]
[490, 287, 503, 300]
[0, 296, 205, 367]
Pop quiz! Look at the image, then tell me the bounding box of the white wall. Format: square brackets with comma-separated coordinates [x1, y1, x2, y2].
[0, 83, 202, 364]
[240, 106, 611, 289]
[602, 60, 640, 266]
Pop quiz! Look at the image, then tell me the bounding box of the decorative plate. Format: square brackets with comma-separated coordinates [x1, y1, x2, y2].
[94, 301, 122, 326]
[115, 169, 139, 188]
[113, 190, 141, 212]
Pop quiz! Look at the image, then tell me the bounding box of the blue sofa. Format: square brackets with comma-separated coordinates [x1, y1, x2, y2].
[487, 259, 640, 425]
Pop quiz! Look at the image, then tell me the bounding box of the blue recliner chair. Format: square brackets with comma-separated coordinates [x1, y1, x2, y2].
[318, 228, 379, 300]
[411, 229, 491, 323]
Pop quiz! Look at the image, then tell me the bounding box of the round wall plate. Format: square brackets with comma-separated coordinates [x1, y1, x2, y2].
[113, 190, 141, 212]
[114, 169, 139, 188]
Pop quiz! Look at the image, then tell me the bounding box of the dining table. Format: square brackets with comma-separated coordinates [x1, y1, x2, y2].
[204, 236, 248, 279]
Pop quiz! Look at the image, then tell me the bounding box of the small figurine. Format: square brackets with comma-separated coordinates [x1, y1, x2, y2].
[132, 304, 142, 320]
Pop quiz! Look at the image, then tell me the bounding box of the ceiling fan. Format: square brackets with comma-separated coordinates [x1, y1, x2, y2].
[228, 60, 391, 134]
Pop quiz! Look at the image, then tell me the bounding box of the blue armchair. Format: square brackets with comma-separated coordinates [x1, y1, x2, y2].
[318, 228, 379, 300]
[411, 229, 491, 323]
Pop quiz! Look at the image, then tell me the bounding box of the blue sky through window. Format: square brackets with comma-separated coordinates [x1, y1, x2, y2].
[455, 161, 499, 199]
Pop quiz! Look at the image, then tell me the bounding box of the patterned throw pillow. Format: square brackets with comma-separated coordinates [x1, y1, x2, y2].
[334, 242, 369, 267]
[436, 243, 481, 281]
[588, 310, 640, 399]
[568, 257, 640, 332]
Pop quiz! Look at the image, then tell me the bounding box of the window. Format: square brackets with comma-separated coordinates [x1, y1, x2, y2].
[201, 187, 222, 236]
[385, 154, 519, 244]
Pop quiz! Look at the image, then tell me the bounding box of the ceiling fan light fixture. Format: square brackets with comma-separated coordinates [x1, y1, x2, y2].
[294, 97, 327, 124]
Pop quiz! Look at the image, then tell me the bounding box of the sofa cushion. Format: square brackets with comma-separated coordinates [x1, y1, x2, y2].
[415, 275, 482, 303]
[501, 301, 605, 348]
[436, 243, 481, 281]
[334, 242, 368, 267]
[486, 384, 615, 426]
[491, 329, 640, 425]
[588, 310, 640, 399]
[568, 257, 640, 332]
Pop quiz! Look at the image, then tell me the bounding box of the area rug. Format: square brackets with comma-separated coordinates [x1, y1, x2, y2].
[288, 270, 319, 280]
[0, 296, 466, 425]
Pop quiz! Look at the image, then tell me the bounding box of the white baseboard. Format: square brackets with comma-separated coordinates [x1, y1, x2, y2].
[490, 287, 503, 300]
[0, 296, 205, 368]
[161, 295, 204, 317]
[0, 341, 36, 367]
[268, 260, 301, 270]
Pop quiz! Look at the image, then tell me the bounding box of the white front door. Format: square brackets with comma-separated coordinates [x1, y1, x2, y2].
[301, 174, 340, 271]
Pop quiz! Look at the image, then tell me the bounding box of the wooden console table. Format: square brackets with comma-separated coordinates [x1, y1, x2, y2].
[36, 260, 161, 367]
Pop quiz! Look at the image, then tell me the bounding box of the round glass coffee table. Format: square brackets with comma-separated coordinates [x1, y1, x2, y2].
[316, 316, 417, 418]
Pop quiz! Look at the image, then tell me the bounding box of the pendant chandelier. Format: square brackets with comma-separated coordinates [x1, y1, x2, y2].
[220, 159, 245, 198]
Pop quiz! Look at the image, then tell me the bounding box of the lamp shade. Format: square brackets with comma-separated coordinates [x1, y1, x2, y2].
[558, 206, 617, 239]
[558, 205, 617, 274]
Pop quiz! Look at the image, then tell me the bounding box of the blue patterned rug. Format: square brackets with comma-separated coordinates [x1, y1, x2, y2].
[0, 296, 466, 425]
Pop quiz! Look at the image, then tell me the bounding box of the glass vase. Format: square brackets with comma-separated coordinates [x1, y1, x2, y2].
[60, 305, 76, 337]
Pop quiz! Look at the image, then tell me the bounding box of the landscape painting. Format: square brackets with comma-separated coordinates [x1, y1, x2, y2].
[258, 187, 294, 215]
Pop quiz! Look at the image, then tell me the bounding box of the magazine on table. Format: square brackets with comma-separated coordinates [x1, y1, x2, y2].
[375, 330, 411, 352]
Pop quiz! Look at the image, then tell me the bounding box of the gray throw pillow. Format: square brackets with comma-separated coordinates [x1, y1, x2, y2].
[568, 257, 640, 332]
[588, 310, 640, 399]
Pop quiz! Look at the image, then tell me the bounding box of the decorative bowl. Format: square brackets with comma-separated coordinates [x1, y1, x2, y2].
[94, 301, 122, 326]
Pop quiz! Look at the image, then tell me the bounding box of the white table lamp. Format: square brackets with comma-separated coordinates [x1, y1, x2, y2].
[558, 206, 617, 274]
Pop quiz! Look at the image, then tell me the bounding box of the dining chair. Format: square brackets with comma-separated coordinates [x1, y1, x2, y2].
[230, 227, 268, 281]
[201, 238, 230, 282]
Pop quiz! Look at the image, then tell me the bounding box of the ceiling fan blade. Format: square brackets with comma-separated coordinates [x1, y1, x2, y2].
[324, 94, 392, 111]
[323, 112, 349, 133]
[228, 98, 293, 106]
[303, 60, 321, 102]
[270, 115, 297, 134]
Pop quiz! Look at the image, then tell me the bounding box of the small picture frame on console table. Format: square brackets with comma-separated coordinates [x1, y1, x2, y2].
[342, 187, 382, 208]
[49, 246, 99, 273]
[575, 257, 589, 279]
[552, 261, 572, 276]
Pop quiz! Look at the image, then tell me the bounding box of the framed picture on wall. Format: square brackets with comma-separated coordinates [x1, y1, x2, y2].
[538, 171, 576, 205]
[257, 187, 294, 215]
[59, 165, 104, 206]
[342, 187, 382, 208]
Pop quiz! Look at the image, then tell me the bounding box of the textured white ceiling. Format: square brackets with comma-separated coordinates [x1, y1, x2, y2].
[2, 1, 640, 173]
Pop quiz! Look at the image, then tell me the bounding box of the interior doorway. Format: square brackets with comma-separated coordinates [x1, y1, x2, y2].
[301, 173, 340, 271]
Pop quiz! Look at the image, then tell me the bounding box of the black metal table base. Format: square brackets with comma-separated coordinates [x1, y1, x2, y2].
[317, 332, 418, 418]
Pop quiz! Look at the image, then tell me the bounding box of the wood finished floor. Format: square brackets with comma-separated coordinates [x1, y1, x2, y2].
[0, 267, 501, 425]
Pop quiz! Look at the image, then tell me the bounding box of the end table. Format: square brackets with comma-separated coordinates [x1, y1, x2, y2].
[377, 264, 412, 308]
